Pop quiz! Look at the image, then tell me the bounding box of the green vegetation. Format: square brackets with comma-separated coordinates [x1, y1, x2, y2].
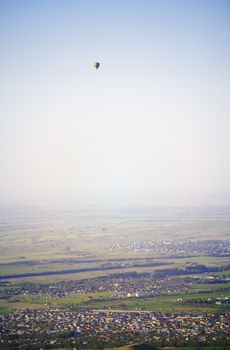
[111, 345, 155, 350]
[0, 305, 11, 313]
[81, 289, 230, 313]
[112, 343, 229, 350]
[169, 346, 229, 350]
[0, 262, 99, 275]
[1, 280, 229, 313]
[212, 269, 230, 276]
[191, 282, 230, 292]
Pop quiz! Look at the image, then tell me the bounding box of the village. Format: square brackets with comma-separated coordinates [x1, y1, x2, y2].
[1, 273, 230, 300]
[105, 239, 230, 257]
[1, 239, 230, 349]
[1, 268, 230, 349]
[1, 307, 230, 349]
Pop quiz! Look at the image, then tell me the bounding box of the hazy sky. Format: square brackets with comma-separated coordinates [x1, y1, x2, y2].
[0, 0, 230, 207]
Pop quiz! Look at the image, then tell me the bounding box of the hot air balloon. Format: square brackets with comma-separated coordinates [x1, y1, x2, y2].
[93, 62, 100, 69]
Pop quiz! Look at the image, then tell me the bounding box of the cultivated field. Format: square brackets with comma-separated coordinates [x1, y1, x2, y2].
[1, 206, 230, 263]
[0, 206, 230, 349]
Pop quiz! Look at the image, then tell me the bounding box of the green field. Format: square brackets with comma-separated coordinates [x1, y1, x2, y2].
[112, 343, 229, 350]
[1, 283, 229, 314]
[0, 254, 229, 283]
[0, 305, 11, 313]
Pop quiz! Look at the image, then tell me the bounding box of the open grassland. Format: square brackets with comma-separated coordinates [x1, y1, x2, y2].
[0, 261, 102, 276]
[167, 256, 230, 267]
[109, 345, 155, 350]
[0, 305, 11, 313]
[168, 346, 228, 350]
[111, 344, 229, 350]
[212, 269, 230, 276]
[0, 262, 179, 283]
[191, 282, 230, 292]
[1, 254, 229, 283]
[81, 290, 230, 314]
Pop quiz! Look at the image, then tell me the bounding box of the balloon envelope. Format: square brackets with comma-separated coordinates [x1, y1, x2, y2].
[93, 62, 100, 69]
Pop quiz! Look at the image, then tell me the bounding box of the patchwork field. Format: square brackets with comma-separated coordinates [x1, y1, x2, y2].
[1, 206, 230, 263]
[0, 206, 230, 349]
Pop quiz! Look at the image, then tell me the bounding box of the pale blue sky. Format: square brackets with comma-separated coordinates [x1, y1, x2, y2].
[0, 0, 230, 207]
